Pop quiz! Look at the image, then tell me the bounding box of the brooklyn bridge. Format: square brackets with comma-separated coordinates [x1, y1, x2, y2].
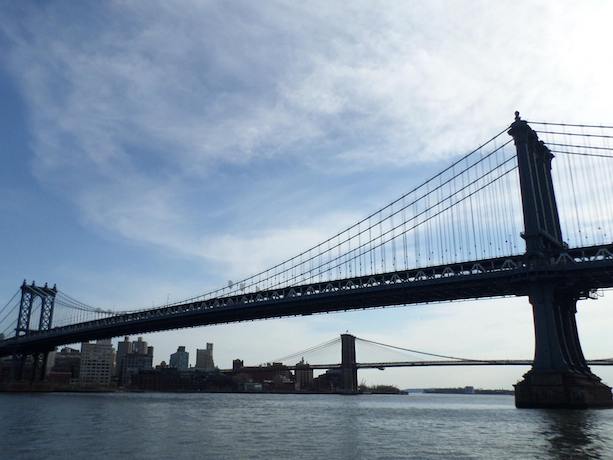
[2, 113, 613, 408]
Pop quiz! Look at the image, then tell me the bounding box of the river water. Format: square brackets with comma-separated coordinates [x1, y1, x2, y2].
[1, 392, 612, 459]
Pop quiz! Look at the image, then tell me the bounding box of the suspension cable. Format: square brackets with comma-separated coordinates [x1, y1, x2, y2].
[527, 121, 613, 129]
[267, 337, 341, 364]
[355, 337, 482, 362]
[0, 289, 20, 316]
[549, 149, 613, 160]
[535, 130, 613, 139]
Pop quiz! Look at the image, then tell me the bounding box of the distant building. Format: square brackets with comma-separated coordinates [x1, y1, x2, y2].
[240, 382, 263, 392]
[196, 343, 214, 370]
[294, 358, 313, 391]
[132, 337, 148, 355]
[232, 359, 244, 372]
[116, 336, 132, 378]
[80, 340, 114, 387]
[313, 368, 343, 393]
[131, 367, 233, 392]
[233, 362, 293, 392]
[44, 350, 56, 376]
[169, 346, 189, 370]
[131, 367, 183, 391]
[121, 346, 154, 386]
[49, 347, 81, 385]
[117, 337, 152, 384]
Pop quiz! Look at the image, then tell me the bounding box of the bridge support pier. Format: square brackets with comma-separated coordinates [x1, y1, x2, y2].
[340, 333, 358, 394]
[8, 352, 50, 384]
[515, 285, 613, 408]
[11, 354, 26, 381]
[3, 281, 57, 386]
[30, 352, 50, 383]
[509, 113, 613, 408]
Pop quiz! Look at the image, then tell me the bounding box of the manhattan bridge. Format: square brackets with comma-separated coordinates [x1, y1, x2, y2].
[2, 113, 613, 408]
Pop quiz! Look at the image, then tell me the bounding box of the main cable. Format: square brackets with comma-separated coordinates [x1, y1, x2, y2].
[355, 337, 482, 362]
[267, 337, 341, 364]
[527, 121, 613, 130]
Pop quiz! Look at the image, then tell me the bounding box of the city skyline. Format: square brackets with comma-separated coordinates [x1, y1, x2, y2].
[1, 1, 613, 390]
[11, 334, 531, 392]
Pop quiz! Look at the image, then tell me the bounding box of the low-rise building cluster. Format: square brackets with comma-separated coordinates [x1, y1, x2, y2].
[0, 338, 348, 393]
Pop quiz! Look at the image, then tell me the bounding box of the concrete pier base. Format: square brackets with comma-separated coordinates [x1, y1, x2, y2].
[515, 370, 613, 409]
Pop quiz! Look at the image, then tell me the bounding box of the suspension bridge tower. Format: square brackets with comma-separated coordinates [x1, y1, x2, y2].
[11, 280, 57, 381]
[340, 333, 358, 394]
[509, 113, 612, 408]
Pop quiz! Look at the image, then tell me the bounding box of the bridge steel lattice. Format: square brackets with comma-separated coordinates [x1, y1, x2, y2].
[1, 113, 613, 408]
[8, 281, 57, 381]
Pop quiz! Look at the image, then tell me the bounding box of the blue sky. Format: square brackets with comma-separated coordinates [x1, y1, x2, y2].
[1, 1, 613, 388]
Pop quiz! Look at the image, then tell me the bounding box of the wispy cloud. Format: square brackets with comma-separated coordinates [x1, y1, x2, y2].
[4, 1, 612, 274]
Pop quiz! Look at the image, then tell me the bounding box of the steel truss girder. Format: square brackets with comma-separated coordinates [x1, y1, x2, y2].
[2, 243, 613, 357]
[15, 282, 57, 337]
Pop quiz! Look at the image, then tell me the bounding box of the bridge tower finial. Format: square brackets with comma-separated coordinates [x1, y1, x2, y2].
[508, 113, 563, 256]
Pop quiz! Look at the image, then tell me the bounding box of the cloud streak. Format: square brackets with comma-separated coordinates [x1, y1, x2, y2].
[5, 1, 612, 269]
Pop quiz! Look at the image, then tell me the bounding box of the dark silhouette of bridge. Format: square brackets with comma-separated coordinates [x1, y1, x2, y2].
[233, 333, 613, 395]
[2, 113, 613, 408]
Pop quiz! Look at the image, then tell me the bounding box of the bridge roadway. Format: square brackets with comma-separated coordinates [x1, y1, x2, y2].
[225, 359, 613, 372]
[2, 243, 613, 357]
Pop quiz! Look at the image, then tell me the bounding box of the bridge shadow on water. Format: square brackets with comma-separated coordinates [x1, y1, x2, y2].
[537, 408, 613, 459]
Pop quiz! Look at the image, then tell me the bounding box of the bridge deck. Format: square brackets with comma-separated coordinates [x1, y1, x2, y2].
[223, 359, 613, 372]
[2, 244, 613, 356]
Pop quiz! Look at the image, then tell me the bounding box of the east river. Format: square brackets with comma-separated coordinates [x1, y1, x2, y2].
[1, 392, 613, 459]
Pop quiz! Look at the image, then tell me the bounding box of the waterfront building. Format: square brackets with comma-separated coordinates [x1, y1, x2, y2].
[294, 358, 313, 391]
[240, 382, 263, 392]
[233, 362, 293, 391]
[130, 367, 233, 392]
[121, 346, 154, 386]
[132, 337, 149, 355]
[232, 359, 244, 372]
[44, 350, 56, 376]
[115, 336, 132, 377]
[117, 336, 152, 384]
[49, 347, 81, 385]
[195, 343, 214, 369]
[80, 340, 114, 387]
[313, 368, 343, 393]
[169, 346, 189, 370]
